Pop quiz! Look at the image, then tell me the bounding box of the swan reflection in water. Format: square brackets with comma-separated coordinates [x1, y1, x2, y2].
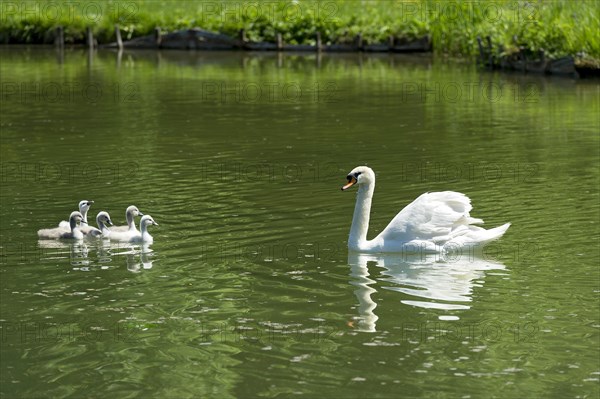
[126, 244, 155, 273]
[37, 239, 90, 267]
[37, 240, 154, 272]
[347, 251, 506, 332]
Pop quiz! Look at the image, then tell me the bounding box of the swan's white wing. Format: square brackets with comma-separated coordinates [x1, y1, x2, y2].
[111, 225, 131, 232]
[38, 227, 61, 239]
[375, 192, 484, 244]
[80, 225, 97, 235]
[81, 225, 102, 238]
[109, 230, 138, 242]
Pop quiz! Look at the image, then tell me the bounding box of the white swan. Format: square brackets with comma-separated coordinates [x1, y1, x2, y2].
[82, 211, 113, 238]
[131, 215, 158, 243]
[58, 200, 93, 229]
[111, 215, 158, 243]
[38, 211, 85, 240]
[111, 205, 144, 232]
[341, 166, 510, 253]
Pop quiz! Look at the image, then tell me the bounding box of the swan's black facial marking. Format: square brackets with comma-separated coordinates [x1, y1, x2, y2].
[342, 172, 360, 191]
[347, 172, 362, 182]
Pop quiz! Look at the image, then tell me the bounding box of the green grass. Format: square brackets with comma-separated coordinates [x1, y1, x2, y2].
[1, 1, 598, 64]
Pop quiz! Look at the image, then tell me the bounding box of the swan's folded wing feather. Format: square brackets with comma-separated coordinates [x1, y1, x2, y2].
[38, 228, 57, 239]
[109, 230, 138, 242]
[38, 226, 69, 239]
[79, 225, 97, 234]
[376, 192, 477, 242]
[80, 225, 103, 237]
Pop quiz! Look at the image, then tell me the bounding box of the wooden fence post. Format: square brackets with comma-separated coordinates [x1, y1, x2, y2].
[86, 26, 94, 49]
[316, 32, 322, 52]
[55, 26, 64, 48]
[115, 25, 123, 50]
[154, 27, 162, 48]
[355, 33, 363, 51]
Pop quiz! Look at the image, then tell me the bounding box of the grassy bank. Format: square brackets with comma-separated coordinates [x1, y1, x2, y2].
[1, 1, 598, 64]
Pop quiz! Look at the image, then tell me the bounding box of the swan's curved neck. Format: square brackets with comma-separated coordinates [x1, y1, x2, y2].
[81, 209, 89, 225]
[97, 220, 109, 233]
[126, 211, 135, 230]
[140, 222, 153, 240]
[70, 217, 78, 232]
[349, 182, 375, 249]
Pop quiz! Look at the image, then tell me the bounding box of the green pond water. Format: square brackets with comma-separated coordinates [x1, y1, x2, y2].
[0, 48, 599, 398]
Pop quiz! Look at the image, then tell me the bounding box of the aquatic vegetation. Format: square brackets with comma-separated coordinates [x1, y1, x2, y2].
[0, 0, 597, 63]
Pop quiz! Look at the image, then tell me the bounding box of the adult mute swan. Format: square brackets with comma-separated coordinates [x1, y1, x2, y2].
[58, 200, 93, 229]
[111, 215, 158, 243]
[38, 211, 85, 240]
[341, 166, 510, 253]
[82, 211, 113, 238]
[111, 205, 144, 233]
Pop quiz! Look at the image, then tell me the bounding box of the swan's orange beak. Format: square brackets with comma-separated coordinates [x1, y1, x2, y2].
[341, 176, 357, 191]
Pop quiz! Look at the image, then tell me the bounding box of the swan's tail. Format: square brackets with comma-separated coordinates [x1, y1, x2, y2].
[472, 222, 511, 244]
[447, 222, 510, 248]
